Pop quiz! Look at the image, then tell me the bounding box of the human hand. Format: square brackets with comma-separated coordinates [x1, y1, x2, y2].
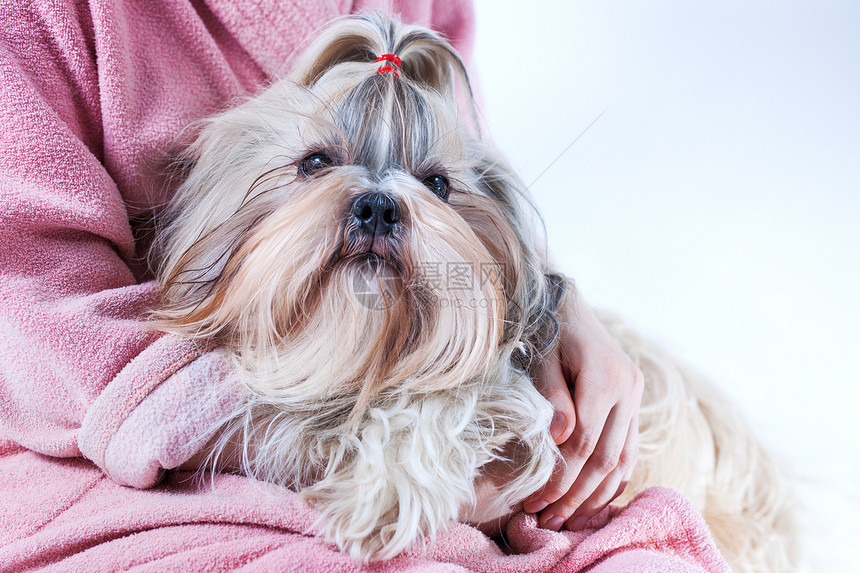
[524, 287, 643, 531]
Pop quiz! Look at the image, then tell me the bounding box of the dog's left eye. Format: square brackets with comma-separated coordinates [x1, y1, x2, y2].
[422, 175, 449, 201]
[299, 152, 334, 177]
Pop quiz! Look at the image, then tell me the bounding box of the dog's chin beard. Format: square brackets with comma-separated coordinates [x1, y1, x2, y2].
[329, 227, 411, 309]
[338, 252, 406, 314]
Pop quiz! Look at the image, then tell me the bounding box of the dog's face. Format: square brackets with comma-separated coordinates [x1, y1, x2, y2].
[155, 15, 557, 415]
[152, 13, 562, 561]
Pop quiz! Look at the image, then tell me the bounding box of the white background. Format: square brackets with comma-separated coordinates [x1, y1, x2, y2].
[473, 1, 859, 570]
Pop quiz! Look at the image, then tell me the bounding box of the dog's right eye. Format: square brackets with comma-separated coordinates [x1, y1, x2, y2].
[299, 152, 334, 177]
[422, 175, 449, 201]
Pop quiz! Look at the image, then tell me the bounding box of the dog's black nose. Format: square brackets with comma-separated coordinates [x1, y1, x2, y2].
[352, 192, 401, 236]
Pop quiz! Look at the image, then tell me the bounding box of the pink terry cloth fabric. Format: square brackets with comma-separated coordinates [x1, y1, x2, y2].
[0, 0, 475, 487]
[0, 441, 729, 572]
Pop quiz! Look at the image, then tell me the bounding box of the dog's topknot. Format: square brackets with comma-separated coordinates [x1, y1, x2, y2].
[291, 12, 474, 107]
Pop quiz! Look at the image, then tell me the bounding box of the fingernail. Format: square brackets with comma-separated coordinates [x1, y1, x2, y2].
[569, 515, 588, 531]
[550, 411, 568, 442]
[523, 499, 548, 514]
[543, 516, 564, 531]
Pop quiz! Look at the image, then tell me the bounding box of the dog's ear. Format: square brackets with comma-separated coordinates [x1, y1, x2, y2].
[290, 12, 475, 108]
[289, 16, 380, 87]
[393, 26, 473, 100]
[465, 148, 568, 368]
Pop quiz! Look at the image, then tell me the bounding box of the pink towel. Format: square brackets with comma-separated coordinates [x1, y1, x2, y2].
[0, 444, 729, 572]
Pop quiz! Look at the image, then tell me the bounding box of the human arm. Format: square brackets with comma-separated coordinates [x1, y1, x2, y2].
[0, 0, 246, 486]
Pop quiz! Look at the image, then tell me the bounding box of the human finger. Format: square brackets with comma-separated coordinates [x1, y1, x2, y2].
[533, 349, 575, 445]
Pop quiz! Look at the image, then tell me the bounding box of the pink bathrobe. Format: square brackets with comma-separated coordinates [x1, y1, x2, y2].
[0, 0, 730, 569]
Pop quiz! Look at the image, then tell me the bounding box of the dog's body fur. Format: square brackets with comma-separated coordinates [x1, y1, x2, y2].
[151, 13, 796, 571]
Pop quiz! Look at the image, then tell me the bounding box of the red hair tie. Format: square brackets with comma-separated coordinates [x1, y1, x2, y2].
[376, 54, 401, 77]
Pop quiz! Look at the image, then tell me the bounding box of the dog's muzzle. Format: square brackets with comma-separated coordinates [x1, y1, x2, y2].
[338, 192, 405, 264]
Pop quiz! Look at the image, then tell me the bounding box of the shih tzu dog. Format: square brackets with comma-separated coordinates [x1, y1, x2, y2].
[150, 12, 795, 571]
